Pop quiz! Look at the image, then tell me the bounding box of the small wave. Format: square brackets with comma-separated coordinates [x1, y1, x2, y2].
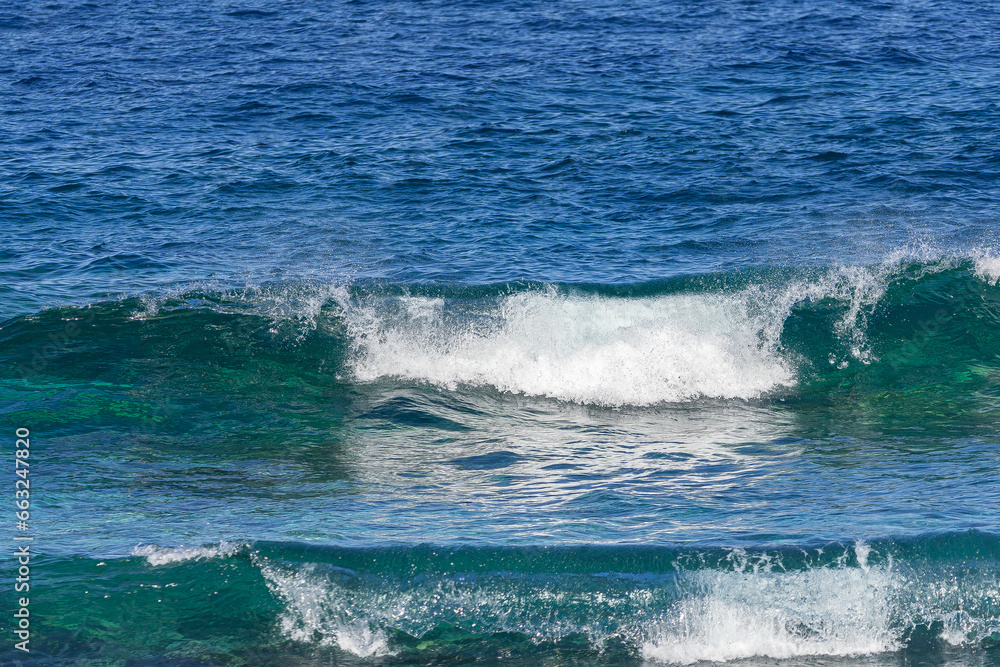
[35, 535, 1000, 662]
[132, 540, 243, 566]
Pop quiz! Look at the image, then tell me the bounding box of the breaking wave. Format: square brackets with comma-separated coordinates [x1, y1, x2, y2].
[335, 255, 1000, 406]
[132, 540, 244, 566]
[6, 253, 1000, 409]
[46, 534, 994, 663]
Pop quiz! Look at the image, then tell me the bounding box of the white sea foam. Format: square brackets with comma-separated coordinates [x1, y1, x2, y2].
[337, 268, 894, 406]
[257, 559, 637, 655]
[259, 562, 392, 658]
[341, 289, 791, 406]
[974, 252, 1000, 285]
[642, 547, 900, 664]
[132, 540, 242, 566]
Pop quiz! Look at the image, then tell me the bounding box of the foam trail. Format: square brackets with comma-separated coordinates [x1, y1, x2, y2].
[132, 541, 242, 566]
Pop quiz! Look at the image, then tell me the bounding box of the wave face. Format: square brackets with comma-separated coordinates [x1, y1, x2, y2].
[3, 256, 999, 409]
[13, 534, 998, 665]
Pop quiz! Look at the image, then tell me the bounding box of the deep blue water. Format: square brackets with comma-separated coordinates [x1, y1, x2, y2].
[3, 0, 1000, 664]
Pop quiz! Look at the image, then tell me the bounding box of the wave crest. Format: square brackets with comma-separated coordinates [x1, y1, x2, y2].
[132, 540, 243, 566]
[335, 262, 910, 406]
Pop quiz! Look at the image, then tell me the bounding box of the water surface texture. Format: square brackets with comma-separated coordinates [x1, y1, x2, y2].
[3, 0, 1000, 665]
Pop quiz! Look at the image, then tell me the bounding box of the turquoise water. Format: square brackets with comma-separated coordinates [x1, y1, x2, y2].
[4, 0, 1000, 664]
[4, 261, 1000, 664]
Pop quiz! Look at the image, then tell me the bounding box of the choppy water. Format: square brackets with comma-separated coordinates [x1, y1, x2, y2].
[3, 0, 1000, 665]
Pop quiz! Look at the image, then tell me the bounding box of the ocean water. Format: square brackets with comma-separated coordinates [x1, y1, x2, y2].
[3, 0, 1000, 664]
